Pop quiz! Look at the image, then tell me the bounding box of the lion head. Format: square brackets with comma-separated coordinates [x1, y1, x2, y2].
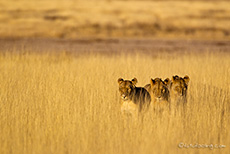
[170, 75, 190, 98]
[117, 78, 137, 101]
[149, 78, 170, 101]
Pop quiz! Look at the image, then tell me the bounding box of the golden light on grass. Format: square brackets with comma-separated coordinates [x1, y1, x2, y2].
[0, 51, 229, 154]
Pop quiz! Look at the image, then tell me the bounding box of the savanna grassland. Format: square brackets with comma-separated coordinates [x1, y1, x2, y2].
[0, 0, 230, 40]
[0, 0, 230, 154]
[0, 51, 229, 154]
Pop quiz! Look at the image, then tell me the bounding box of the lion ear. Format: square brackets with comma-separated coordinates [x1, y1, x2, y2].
[164, 78, 170, 86]
[172, 76, 175, 82]
[172, 75, 179, 82]
[184, 75, 190, 85]
[150, 78, 155, 86]
[118, 78, 124, 84]
[131, 78, 138, 85]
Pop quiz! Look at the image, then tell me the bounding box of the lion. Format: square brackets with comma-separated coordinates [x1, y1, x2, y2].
[169, 75, 190, 104]
[118, 78, 151, 116]
[144, 78, 170, 112]
[169, 75, 190, 115]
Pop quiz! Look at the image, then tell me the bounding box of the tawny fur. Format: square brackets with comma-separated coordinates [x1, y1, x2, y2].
[118, 78, 151, 116]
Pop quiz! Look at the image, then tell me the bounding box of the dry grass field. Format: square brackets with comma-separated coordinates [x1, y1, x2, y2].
[0, 51, 229, 154]
[0, 0, 230, 40]
[0, 0, 229, 154]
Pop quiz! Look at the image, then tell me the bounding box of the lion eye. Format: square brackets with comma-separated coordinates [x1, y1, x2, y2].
[175, 87, 180, 91]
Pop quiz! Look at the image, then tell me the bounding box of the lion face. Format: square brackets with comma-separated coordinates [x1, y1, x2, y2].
[118, 78, 137, 101]
[150, 78, 170, 101]
[170, 75, 190, 98]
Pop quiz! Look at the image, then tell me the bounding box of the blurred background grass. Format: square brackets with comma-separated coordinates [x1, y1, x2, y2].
[0, 0, 230, 40]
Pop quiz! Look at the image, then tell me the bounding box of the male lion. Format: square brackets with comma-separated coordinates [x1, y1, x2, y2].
[118, 78, 151, 116]
[144, 78, 170, 112]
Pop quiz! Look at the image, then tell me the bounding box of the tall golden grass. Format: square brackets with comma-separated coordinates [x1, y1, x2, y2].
[0, 51, 229, 154]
